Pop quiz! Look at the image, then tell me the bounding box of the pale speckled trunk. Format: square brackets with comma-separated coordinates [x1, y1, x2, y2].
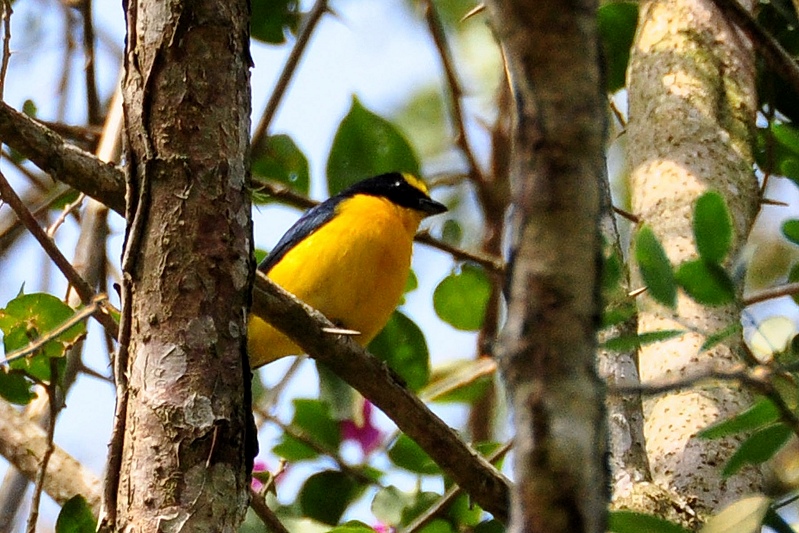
[628, 0, 762, 518]
[484, 1, 608, 532]
[115, 0, 253, 530]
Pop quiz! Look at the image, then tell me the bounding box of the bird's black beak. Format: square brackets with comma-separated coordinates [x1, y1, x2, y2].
[418, 197, 448, 217]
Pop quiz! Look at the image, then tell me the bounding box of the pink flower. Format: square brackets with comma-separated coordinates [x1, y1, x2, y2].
[341, 401, 382, 456]
[372, 523, 395, 533]
[251, 460, 269, 491]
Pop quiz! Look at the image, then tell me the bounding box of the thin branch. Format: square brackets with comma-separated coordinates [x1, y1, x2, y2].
[415, 230, 505, 275]
[613, 205, 640, 223]
[263, 414, 375, 485]
[612, 363, 799, 439]
[401, 440, 513, 533]
[252, 271, 510, 522]
[709, 0, 799, 98]
[743, 282, 799, 306]
[79, 0, 100, 125]
[251, 0, 330, 150]
[0, 101, 125, 214]
[0, 170, 118, 337]
[47, 192, 86, 237]
[25, 359, 58, 533]
[0, 0, 11, 99]
[422, 0, 486, 186]
[248, 487, 290, 533]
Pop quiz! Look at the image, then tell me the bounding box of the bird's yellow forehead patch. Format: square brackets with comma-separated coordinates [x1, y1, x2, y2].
[401, 173, 430, 195]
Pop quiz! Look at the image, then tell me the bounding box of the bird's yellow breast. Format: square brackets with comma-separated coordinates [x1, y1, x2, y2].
[247, 194, 426, 368]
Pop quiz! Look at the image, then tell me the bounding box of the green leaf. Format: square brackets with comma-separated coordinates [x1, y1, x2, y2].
[441, 219, 462, 246]
[372, 486, 415, 526]
[446, 492, 482, 527]
[387, 434, 441, 475]
[675, 260, 736, 306]
[424, 359, 492, 404]
[404, 270, 418, 294]
[22, 99, 37, 117]
[722, 423, 792, 477]
[418, 519, 456, 533]
[368, 311, 430, 391]
[772, 123, 799, 155]
[0, 369, 36, 404]
[299, 471, 362, 526]
[608, 510, 692, 533]
[473, 520, 505, 533]
[699, 398, 780, 439]
[634, 226, 676, 307]
[326, 97, 420, 195]
[433, 264, 492, 331]
[55, 495, 96, 533]
[327, 522, 377, 533]
[700, 323, 742, 352]
[597, 2, 638, 92]
[700, 495, 771, 533]
[272, 399, 341, 461]
[372, 486, 441, 528]
[0, 293, 87, 383]
[789, 263, 799, 305]
[251, 0, 299, 44]
[601, 301, 636, 328]
[782, 219, 799, 246]
[693, 192, 732, 264]
[251, 134, 310, 204]
[780, 158, 799, 186]
[600, 330, 685, 352]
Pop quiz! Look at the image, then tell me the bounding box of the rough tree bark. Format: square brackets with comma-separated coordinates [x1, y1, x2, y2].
[627, 0, 762, 519]
[483, 1, 608, 532]
[104, 1, 254, 530]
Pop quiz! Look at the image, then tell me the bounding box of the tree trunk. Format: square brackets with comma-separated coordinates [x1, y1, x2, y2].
[484, 1, 608, 532]
[627, 0, 762, 518]
[109, 0, 253, 530]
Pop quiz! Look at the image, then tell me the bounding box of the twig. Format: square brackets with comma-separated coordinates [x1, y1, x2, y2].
[743, 282, 799, 306]
[0, 0, 11, 99]
[248, 487, 290, 533]
[415, 230, 504, 275]
[251, 0, 330, 150]
[252, 271, 511, 522]
[46, 192, 86, 237]
[709, 0, 799, 98]
[0, 295, 105, 365]
[613, 205, 640, 223]
[422, 0, 486, 186]
[401, 440, 513, 533]
[0, 170, 118, 337]
[611, 363, 799, 438]
[25, 359, 58, 533]
[79, 0, 100, 125]
[263, 414, 375, 485]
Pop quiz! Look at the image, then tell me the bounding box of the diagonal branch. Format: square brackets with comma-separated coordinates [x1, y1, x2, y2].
[0, 101, 125, 214]
[252, 271, 511, 523]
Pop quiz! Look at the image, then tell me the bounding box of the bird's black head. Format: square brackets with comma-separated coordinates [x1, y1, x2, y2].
[339, 172, 447, 216]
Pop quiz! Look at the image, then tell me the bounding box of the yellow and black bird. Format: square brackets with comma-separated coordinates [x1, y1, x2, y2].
[248, 172, 447, 368]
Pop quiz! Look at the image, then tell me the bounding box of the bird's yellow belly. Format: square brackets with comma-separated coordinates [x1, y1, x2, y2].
[247, 206, 415, 368]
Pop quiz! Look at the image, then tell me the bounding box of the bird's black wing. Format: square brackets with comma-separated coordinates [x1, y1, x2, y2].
[257, 196, 345, 274]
